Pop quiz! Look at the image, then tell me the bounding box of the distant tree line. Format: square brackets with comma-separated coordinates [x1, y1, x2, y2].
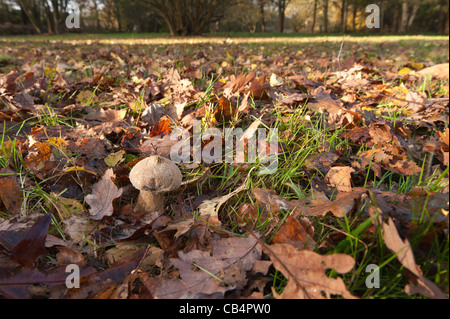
[0, 0, 448, 35]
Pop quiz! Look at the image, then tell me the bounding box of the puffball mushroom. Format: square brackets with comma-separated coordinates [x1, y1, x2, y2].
[129, 155, 182, 213]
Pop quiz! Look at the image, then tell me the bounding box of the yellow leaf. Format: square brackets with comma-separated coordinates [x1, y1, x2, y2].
[50, 192, 84, 219]
[398, 67, 413, 75]
[110, 52, 125, 65]
[226, 51, 234, 62]
[411, 63, 424, 70]
[46, 137, 67, 154]
[104, 150, 126, 167]
[64, 166, 96, 175]
[44, 67, 55, 76]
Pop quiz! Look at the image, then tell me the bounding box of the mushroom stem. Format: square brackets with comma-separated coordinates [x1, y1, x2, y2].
[135, 190, 165, 213]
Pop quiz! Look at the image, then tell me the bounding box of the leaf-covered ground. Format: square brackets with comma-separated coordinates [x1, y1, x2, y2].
[0, 35, 449, 299]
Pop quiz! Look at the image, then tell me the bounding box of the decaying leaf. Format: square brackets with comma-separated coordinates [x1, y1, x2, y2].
[416, 63, 449, 80]
[381, 217, 447, 299]
[22, 141, 53, 178]
[85, 168, 123, 220]
[252, 188, 361, 218]
[153, 235, 261, 298]
[0, 167, 22, 215]
[324, 166, 355, 192]
[139, 134, 179, 158]
[353, 144, 422, 177]
[271, 215, 315, 250]
[11, 214, 52, 268]
[48, 192, 85, 219]
[197, 180, 247, 226]
[85, 108, 127, 122]
[265, 243, 356, 299]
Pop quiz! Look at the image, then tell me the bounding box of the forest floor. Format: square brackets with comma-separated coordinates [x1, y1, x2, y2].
[0, 34, 449, 299]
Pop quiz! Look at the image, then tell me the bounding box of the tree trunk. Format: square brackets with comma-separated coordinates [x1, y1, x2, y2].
[51, 0, 60, 34]
[400, 0, 408, 33]
[277, 0, 286, 33]
[379, 1, 384, 32]
[407, 2, 420, 32]
[391, 4, 400, 33]
[446, 13, 449, 35]
[323, 0, 329, 33]
[311, 0, 318, 33]
[93, 0, 101, 31]
[352, 4, 356, 32]
[18, 0, 42, 33]
[259, 0, 266, 33]
[340, 0, 347, 33]
[43, 1, 55, 33]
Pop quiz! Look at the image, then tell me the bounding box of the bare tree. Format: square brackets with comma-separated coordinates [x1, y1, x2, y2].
[17, 0, 43, 33]
[147, 0, 226, 36]
[275, 0, 290, 33]
[44, 0, 69, 34]
[257, 0, 269, 32]
[400, 0, 420, 33]
[323, 0, 329, 33]
[340, 0, 348, 33]
[311, 0, 318, 33]
[438, 0, 449, 34]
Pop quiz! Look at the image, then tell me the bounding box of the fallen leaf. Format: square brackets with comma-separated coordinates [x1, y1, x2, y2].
[139, 134, 179, 158]
[149, 118, 172, 138]
[252, 188, 361, 218]
[353, 144, 421, 177]
[213, 96, 236, 124]
[22, 141, 53, 178]
[62, 214, 93, 246]
[85, 108, 127, 122]
[153, 235, 261, 298]
[270, 73, 284, 87]
[304, 152, 339, 175]
[0, 262, 96, 299]
[56, 246, 84, 265]
[104, 150, 126, 167]
[416, 63, 449, 80]
[280, 93, 312, 106]
[244, 75, 270, 100]
[11, 214, 52, 268]
[49, 193, 85, 219]
[223, 72, 256, 98]
[197, 179, 248, 226]
[271, 215, 315, 250]
[265, 243, 356, 299]
[236, 203, 260, 226]
[324, 166, 355, 192]
[140, 103, 165, 125]
[381, 217, 447, 299]
[237, 91, 251, 115]
[0, 167, 22, 214]
[85, 168, 123, 220]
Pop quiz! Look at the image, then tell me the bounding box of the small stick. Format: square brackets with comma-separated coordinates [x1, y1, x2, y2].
[336, 34, 346, 71]
[376, 93, 449, 107]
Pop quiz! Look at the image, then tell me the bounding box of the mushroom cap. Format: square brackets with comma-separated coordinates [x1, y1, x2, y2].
[129, 155, 182, 193]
